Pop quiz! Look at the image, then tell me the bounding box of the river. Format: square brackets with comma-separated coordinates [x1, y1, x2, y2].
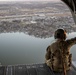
[0, 32, 76, 65]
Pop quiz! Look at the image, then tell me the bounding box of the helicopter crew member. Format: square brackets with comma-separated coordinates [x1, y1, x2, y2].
[45, 29, 76, 72]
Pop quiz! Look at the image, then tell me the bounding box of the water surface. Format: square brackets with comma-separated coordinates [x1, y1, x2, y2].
[0, 32, 76, 65]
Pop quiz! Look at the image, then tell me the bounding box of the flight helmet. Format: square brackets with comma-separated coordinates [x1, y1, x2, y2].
[54, 29, 66, 40]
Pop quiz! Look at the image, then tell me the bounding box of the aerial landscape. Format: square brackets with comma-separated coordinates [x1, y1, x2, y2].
[0, 1, 75, 38]
[0, 0, 76, 66]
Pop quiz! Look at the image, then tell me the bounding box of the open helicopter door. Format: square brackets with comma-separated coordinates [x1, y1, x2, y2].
[62, 0, 76, 24]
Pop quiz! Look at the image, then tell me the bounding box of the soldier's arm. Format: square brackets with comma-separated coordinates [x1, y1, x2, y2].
[45, 46, 51, 61]
[66, 37, 76, 47]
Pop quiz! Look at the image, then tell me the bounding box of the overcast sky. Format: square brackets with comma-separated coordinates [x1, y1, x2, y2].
[0, 0, 60, 1]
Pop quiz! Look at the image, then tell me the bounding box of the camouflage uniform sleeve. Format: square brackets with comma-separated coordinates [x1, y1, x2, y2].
[45, 46, 51, 60]
[66, 37, 76, 47]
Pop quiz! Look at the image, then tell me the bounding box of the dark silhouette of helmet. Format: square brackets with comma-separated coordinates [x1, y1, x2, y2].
[54, 29, 66, 40]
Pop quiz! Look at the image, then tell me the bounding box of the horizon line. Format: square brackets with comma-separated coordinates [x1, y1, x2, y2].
[0, 0, 61, 2]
